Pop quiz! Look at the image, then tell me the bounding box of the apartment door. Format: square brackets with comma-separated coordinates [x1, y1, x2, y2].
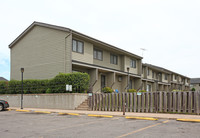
[101, 75, 106, 91]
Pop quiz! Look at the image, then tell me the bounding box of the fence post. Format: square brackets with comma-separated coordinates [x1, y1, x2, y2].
[111, 93, 114, 111]
[188, 91, 192, 113]
[145, 92, 149, 113]
[92, 93, 94, 110]
[182, 92, 187, 113]
[168, 92, 172, 112]
[130, 93, 133, 112]
[101, 94, 104, 111]
[154, 92, 158, 113]
[108, 93, 110, 111]
[126, 93, 129, 112]
[133, 92, 137, 112]
[119, 93, 121, 111]
[123, 92, 125, 115]
[194, 91, 199, 114]
[159, 92, 162, 112]
[115, 93, 118, 111]
[98, 94, 101, 111]
[163, 92, 167, 112]
[105, 94, 108, 111]
[177, 92, 181, 113]
[150, 92, 153, 113]
[141, 92, 145, 113]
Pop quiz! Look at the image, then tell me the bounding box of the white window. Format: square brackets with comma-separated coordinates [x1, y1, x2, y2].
[72, 39, 84, 53]
[130, 59, 136, 68]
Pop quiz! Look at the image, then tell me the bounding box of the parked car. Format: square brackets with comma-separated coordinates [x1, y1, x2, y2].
[0, 100, 9, 111]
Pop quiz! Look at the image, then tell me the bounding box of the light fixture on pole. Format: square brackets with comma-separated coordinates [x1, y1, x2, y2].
[127, 67, 130, 92]
[21, 68, 24, 109]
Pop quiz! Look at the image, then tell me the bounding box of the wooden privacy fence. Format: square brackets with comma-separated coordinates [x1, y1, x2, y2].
[90, 91, 200, 114]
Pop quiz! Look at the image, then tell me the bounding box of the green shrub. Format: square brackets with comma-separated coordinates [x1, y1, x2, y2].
[139, 90, 146, 92]
[8, 80, 21, 94]
[0, 81, 8, 94]
[172, 89, 181, 92]
[102, 87, 114, 93]
[127, 89, 137, 92]
[0, 72, 90, 94]
[50, 72, 90, 93]
[191, 88, 195, 91]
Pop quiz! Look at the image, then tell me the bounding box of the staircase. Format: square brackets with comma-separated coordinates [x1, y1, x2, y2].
[76, 98, 89, 110]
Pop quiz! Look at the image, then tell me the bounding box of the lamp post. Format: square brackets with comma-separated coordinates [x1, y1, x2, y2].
[21, 68, 24, 109]
[123, 67, 130, 116]
[127, 67, 130, 92]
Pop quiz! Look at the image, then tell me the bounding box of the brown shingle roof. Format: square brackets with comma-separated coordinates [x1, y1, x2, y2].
[191, 78, 200, 84]
[0, 77, 8, 81]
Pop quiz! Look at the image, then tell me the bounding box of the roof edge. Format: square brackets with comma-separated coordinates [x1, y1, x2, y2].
[143, 63, 190, 79]
[8, 21, 142, 59]
[9, 21, 71, 48]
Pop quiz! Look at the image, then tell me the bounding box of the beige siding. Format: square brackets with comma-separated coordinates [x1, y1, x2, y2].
[72, 38, 93, 64]
[124, 56, 138, 74]
[172, 74, 178, 82]
[113, 75, 123, 92]
[147, 69, 152, 80]
[162, 74, 168, 83]
[93, 49, 122, 70]
[11, 26, 70, 80]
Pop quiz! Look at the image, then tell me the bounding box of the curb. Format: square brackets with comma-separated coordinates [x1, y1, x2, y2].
[176, 119, 200, 123]
[88, 114, 113, 118]
[58, 112, 80, 116]
[16, 109, 30, 112]
[125, 116, 158, 121]
[34, 111, 51, 114]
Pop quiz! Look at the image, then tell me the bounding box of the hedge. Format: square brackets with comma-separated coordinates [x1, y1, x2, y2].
[0, 72, 90, 94]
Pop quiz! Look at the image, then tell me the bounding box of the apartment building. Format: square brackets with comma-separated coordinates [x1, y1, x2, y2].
[142, 64, 190, 92]
[9, 22, 190, 92]
[9, 22, 142, 93]
[190, 78, 200, 91]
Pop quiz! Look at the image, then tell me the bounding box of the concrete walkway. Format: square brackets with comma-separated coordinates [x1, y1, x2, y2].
[9, 107, 200, 121]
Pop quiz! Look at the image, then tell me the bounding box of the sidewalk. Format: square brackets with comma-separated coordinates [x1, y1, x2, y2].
[9, 107, 200, 121]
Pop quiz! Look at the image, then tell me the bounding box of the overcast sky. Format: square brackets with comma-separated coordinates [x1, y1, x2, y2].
[1, 0, 200, 80]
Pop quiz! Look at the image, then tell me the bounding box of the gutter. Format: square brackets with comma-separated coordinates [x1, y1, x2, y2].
[64, 30, 72, 73]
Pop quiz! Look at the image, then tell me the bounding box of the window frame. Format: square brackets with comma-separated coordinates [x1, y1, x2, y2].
[147, 69, 150, 76]
[94, 48, 103, 61]
[147, 84, 151, 92]
[72, 39, 84, 54]
[130, 59, 136, 68]
[110, 54, 118, 65]
[165, 74, 168, 80]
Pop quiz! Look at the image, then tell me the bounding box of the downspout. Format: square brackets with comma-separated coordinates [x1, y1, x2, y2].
[64, 31, 72, 73]
[110, 72, 115, 89]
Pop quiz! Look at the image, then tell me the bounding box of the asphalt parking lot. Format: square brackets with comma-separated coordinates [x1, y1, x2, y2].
[1, 110, 200, 138]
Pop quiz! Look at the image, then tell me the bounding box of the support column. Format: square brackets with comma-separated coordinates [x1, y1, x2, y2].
[135, 78, 142, 91]
[122, 75, 128, 92]
[89, 68, 98, 92]
[107, 72, 115, 89]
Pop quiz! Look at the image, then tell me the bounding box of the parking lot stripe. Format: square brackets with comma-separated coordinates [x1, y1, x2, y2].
[46, 118, 107, 133]
[34, 111, 51, 114]
[16, 109, 30, 112]
[117, 120, 169, 138]
[176, 119, 200, 123]
[58, 112, 80, 116]
[88, 114, 113, 118]
[125, 116, 158, 121]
